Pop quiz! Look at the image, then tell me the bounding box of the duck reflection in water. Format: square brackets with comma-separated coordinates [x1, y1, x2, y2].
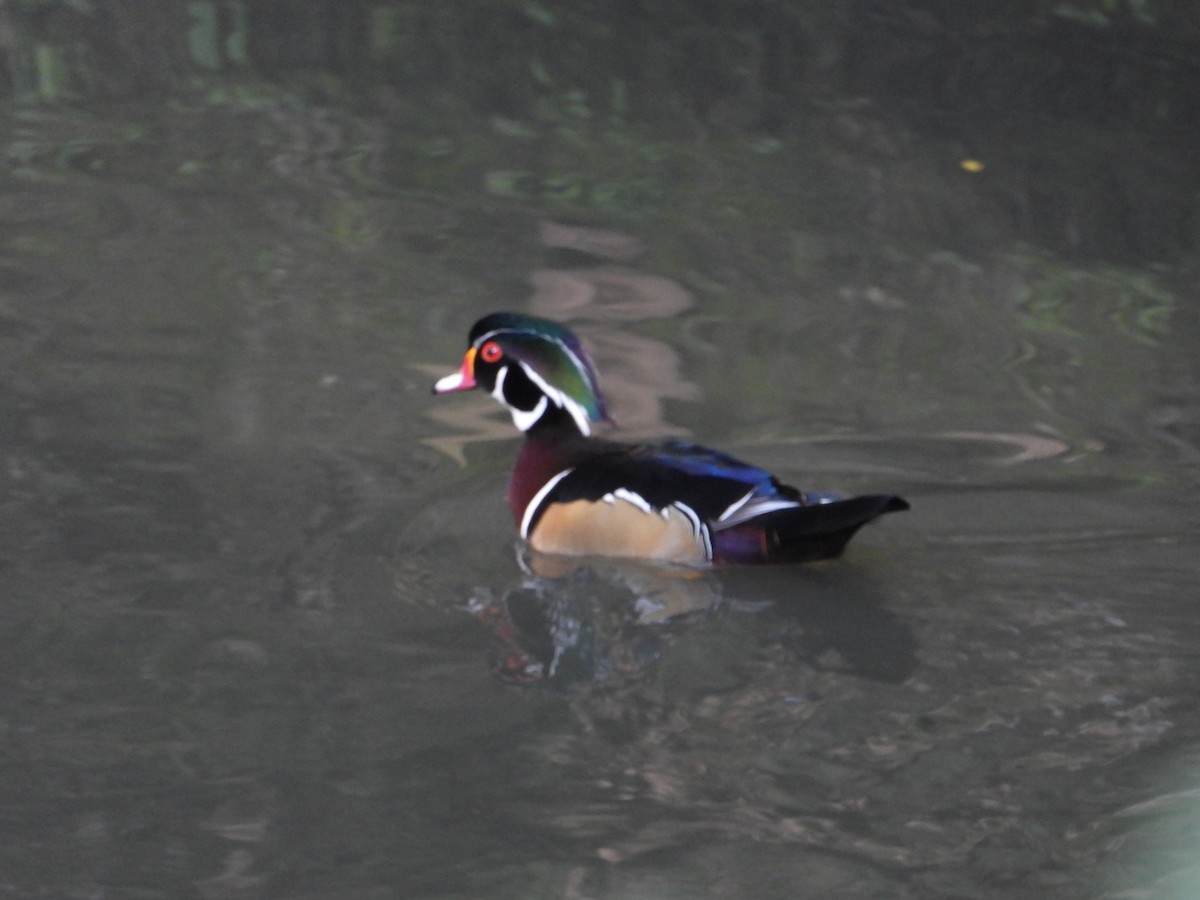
[468, 552, 917, 687]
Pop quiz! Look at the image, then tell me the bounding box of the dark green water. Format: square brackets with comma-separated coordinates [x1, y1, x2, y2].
[1, 98, 1198, 899]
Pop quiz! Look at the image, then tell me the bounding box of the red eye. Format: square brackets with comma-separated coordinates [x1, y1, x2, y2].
[479, 341, 503, 364]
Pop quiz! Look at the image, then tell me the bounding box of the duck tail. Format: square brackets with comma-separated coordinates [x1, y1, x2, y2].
[714, 495, 908, 565]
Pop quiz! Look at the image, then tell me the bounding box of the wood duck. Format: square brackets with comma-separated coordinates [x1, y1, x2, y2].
[433, 312, 908, 566]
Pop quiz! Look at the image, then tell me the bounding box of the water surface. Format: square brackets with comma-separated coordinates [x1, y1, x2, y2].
[1, 99, 1198, 899]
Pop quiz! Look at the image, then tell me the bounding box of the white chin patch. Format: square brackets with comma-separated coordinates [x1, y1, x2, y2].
[491, 366, 547, 431]
[510, 396, 549, 432]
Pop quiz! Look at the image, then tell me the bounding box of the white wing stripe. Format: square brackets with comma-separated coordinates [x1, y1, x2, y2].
[717, 488, 755, 522]
[601, 488, 655, 514]
[716, 495, 801, 528]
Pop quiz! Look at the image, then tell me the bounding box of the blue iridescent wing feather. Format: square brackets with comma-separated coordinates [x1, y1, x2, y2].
[545, 438, 806, 527]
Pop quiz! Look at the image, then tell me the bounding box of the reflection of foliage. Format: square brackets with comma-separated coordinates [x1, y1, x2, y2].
[1104, 267, 1176, 345]
[481, 53, 675, 214]
[2, 2, 1196, 267]
[1016, 266, 1086, 339]
[999, 250, 1181, 443]
[186, 0, 249, 71]
[1012, 253, 1175, 346]
[1, 0, 1179, 264]
[3, 0, 1198, 131]
[1053, 0, 1159, 27]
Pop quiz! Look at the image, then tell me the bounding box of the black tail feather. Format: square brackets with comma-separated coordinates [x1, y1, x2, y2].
[760, 494, 908, 563]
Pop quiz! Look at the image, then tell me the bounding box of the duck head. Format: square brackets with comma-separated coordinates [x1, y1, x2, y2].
[433, 312, 609, 435]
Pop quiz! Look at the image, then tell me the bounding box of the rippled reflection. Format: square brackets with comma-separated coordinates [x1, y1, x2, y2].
[467, 542, 918, 688]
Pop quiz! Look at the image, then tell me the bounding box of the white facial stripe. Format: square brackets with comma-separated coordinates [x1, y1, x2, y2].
[519, 362, 591, 435]
[520, 468, 575, 538]
[490, 364, 508, 403]
[476, 328, 504, 343]
[558, 343, 598, 396]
